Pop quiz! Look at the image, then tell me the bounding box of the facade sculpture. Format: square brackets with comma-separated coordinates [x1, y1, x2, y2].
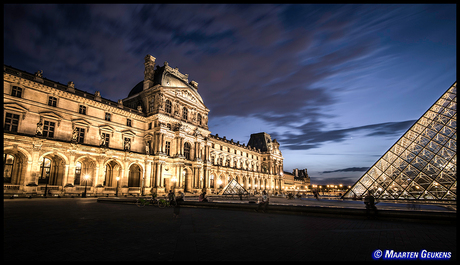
[3, 56, 285, 197]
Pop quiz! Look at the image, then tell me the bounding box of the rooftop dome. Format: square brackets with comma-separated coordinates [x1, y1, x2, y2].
[128, 81, 143, 97]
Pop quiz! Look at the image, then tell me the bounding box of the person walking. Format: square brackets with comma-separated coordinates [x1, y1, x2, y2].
[168, 190, 176, 204]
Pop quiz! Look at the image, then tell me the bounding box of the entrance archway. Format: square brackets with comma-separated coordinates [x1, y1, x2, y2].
[104, 160, 122, 187]
[128, 164, 142, 187]
[40, 154, 65, 186]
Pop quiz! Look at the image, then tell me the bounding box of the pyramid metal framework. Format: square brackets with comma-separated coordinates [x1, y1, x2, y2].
[343, 82, 456, 202]
[222, 178, 249, 196]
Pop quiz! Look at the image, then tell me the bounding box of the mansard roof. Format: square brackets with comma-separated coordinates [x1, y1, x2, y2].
[247, 132, 273, 152]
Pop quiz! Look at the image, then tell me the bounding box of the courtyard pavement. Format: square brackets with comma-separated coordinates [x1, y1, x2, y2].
[4, 197, 457, 261]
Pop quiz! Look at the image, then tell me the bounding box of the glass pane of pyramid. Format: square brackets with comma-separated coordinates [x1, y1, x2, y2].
[343, 82, 456, 203]
[222, 178, 249, 195]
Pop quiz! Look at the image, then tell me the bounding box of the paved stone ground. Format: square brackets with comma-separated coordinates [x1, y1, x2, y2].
[4, 198, 456, 261]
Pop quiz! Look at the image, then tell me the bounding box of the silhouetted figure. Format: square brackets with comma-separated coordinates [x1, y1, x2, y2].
[364, 193, 378, 219]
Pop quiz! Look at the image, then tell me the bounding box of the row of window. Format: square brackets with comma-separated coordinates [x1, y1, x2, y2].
[211, 143, 257, 159]
[10, 86, 208, 131]
[10, 86, 133, 127]
[78, 104, 132, 127]
[163, 99, 204, 125]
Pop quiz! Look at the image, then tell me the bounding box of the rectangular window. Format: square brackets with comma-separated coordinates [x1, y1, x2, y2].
[127, 119, 132, 127]
[148, 122, 152, 130]
[11, 86, 22, 98]
[76, 127, 85, 143]
[43, 120, 56, 138]
[48, 96, 57, 107]
[105, 113, 111, 121]
[102, 132, 110, 147]
[165, 141, 170, 156]
[79, 105, 86, 115]
[4, 113, 20, 132]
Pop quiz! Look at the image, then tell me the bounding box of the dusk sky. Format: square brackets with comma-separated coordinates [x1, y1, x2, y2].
[4, 4, 456, 186]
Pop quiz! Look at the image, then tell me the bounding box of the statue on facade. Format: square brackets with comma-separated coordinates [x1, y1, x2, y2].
[35, 70, 43, 78]
[145, 144, 150, 155]
[100, 133, 106, 147]
[124, 138, 131, 151]
[36, 121, 43, 136]
[72, 128, 79, 142]
[156, 93, 164, 110]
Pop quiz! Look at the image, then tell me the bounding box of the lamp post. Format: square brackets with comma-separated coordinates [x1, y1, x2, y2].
[82, 174, 90, 198]
[116, 176, 120, 197]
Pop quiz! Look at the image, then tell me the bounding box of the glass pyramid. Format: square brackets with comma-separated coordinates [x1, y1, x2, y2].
[343, 82, 456, 203]
[222, 178, 249, 196]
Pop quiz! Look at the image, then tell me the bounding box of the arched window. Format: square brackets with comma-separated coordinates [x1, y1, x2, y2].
[128, 164, 141, 187]
[165, 100, 172, 114]
[3, 154, 15, 184]
[184, 142, 191, 160]
[182, 107, 188, 120]
[74, 162, 82, 185]
[39, 158, 52, 185]
[104, 164, 112, 187]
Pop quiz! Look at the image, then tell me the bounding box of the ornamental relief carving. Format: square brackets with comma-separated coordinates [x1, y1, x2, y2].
[174, 101, 181, 117]
[175, 90, 197, 103]
[156, 92, 164, 111]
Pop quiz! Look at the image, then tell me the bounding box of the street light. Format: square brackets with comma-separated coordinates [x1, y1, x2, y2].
[82, 174, 90, 198]
[116, 176, 120, 197]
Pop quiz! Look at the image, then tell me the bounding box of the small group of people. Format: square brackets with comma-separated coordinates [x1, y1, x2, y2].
[255, 190, 269, 213]
[167, 190, 184, 204]
[167, 190, 184, 219]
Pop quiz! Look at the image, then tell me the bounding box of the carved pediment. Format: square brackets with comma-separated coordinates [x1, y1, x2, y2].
[72, 119, 91, 131]
[143, 133, 154, 140]
[4, 102, 28, 119]
[39, 111, 63, 126]
[121, 129, 136, 141]
[4, 102, 29, 112]
[99, 124, 115, 136]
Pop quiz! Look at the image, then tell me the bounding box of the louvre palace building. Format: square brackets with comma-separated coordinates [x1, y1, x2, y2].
[3, 55, 286, 197]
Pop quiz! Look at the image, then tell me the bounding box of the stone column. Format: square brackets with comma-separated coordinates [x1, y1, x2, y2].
[155, 162, 161, 187]
[185, 168, 192, 192]
[145, 161, 152, 189]
[66, 152, 76, 186]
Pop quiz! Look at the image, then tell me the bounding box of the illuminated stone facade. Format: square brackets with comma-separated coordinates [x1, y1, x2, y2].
[282, 169, 311, 193]
[3, 55, 284, 197]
